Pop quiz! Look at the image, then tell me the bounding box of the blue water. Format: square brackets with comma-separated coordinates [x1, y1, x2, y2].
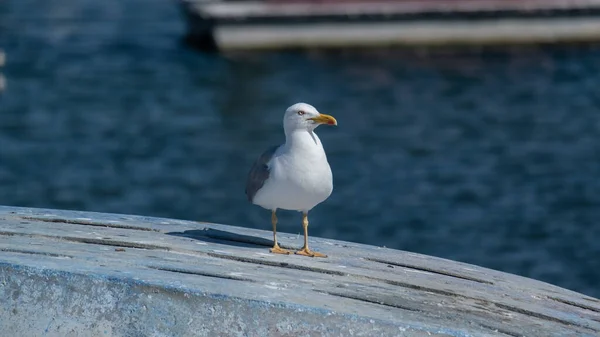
[1, 0, 599, 298]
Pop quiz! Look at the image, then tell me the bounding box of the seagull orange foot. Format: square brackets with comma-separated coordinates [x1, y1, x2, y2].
[295, 247, 327, 258]
[270, 245, 292, 255]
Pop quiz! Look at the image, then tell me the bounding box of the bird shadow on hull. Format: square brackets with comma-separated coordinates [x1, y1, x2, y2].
[167, 228, 296, 250]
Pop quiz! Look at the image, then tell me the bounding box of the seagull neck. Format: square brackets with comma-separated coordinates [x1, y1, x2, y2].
[284, 129, 320, 150]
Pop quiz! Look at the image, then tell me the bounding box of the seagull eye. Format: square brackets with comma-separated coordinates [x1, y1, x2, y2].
[297, 110, 305, 116]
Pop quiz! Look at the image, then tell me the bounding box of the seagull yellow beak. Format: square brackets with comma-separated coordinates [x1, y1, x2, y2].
[309, 114, 337, 126]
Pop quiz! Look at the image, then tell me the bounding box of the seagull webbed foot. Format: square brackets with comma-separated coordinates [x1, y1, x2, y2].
[270, 244, 292, 255]
[295, 247, 327, 258]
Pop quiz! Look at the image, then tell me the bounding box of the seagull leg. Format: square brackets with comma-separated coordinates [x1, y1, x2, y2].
[295, 212, 327, 258]
[269, 210, 291, 255]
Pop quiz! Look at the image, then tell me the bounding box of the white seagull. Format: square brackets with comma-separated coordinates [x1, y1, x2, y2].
[246, 103, 337, 258]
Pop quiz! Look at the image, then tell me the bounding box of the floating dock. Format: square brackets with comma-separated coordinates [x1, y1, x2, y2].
[1, 205, 599, 336]
[180, 0, 600, 51]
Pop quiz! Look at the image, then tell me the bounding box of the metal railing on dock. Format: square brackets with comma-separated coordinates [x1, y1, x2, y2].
[1, 205, 599, 336]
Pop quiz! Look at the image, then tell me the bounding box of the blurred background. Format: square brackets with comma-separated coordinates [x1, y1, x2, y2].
[1, 0, 599, 299]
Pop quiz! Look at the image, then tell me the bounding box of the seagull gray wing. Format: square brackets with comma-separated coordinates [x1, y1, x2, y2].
[245, 145, 279, 202]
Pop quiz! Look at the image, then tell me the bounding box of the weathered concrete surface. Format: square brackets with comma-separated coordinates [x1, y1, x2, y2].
[0, 206, 599, 337]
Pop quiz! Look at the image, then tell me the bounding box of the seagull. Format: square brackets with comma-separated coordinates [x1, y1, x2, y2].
[246, 103, 337, 258]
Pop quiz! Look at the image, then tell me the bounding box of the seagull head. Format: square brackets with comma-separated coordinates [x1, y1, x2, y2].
[283, 102, 337, 133]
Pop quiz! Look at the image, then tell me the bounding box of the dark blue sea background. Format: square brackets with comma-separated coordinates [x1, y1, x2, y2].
[1, 0, 599, 298]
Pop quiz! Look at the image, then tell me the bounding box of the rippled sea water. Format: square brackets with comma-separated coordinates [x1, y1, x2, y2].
[1, 0, 600, 298]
